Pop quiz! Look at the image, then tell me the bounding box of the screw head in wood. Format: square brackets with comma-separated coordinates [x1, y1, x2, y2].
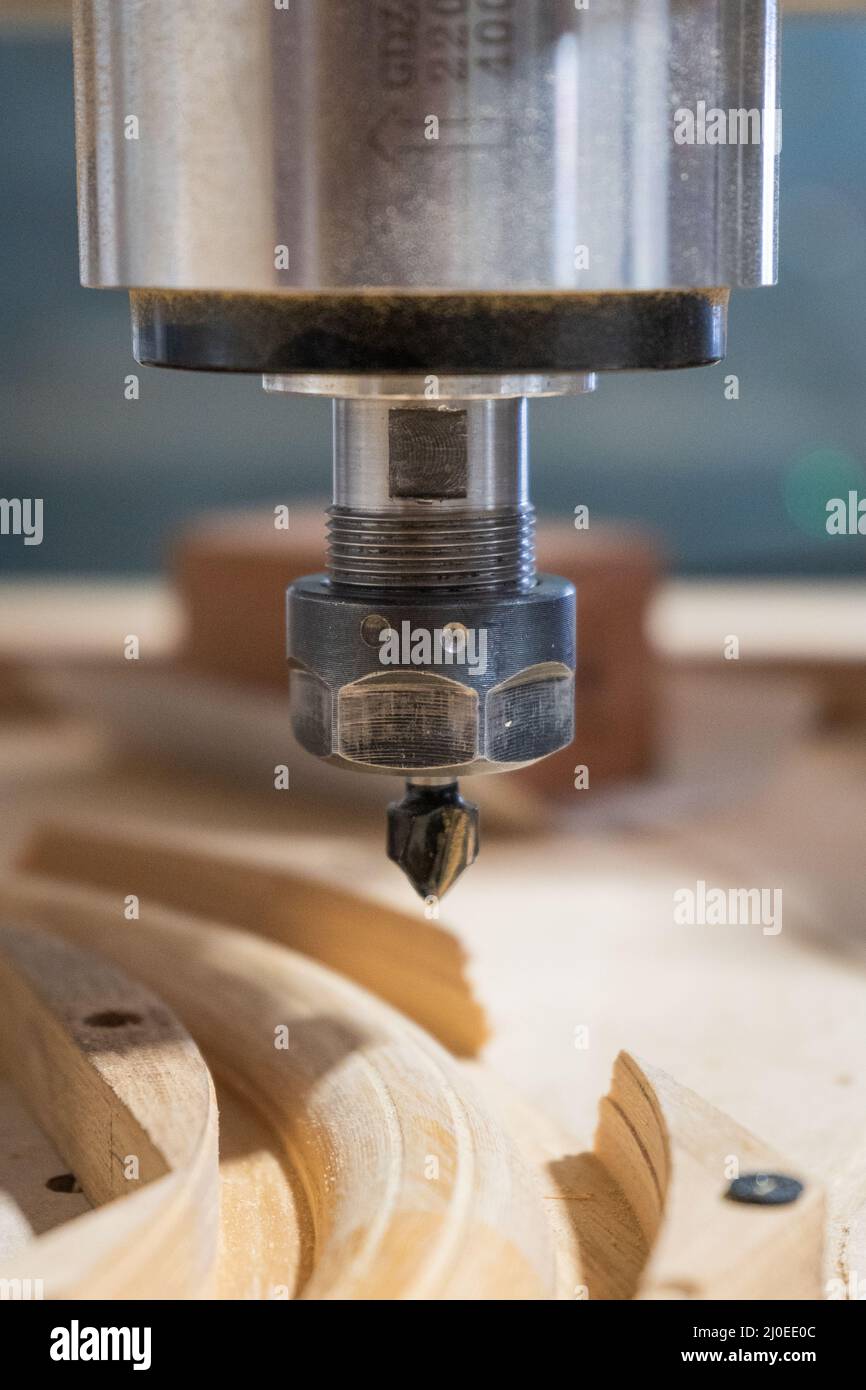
[726, 1173, 804, 1206]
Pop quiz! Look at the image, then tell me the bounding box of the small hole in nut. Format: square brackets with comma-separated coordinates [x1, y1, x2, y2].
[46, 1173, 82, 1194]
[361, 614, 391, 648]
[83, 1010, 142, 1029]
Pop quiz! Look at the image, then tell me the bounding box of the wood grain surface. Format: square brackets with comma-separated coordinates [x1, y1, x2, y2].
[0, 875, 557, 1300]
[0, 923, 219, 1298]
[2, 583, 866, 1298]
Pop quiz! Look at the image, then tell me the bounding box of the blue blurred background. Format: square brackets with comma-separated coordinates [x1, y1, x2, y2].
[1, 14, 865, 577]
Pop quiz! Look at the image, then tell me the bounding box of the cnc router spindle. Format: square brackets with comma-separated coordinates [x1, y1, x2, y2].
[72, 0, 780, 900]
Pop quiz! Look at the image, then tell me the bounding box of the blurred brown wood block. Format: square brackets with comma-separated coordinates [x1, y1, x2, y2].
[0, 1, 70, 23]
[173, 508, 661, 793]
[524, 524, 660, 793]
[0, 658, 46, 718]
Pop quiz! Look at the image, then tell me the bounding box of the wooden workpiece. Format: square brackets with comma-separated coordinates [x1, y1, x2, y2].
[1, 582, 865, 1299]
[0, 923, 219, 1298]
[0, 875, 556, 1300]
[0, 871, 826, 1300]
[18, 818, 487, 1057]
[600, 1054, 822, 1301]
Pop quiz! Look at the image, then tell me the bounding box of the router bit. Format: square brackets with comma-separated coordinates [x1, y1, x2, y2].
[388, 782, 479, 903]
[71, 0, 780, 899]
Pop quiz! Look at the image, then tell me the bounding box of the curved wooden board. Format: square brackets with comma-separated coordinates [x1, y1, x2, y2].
[18, 819, 488, 1058]
[594, 1052, 824, 1301]
[0, 922, 219, 1298]
[214, 1079, 309, 1300]
[0, 874, 556, 1301]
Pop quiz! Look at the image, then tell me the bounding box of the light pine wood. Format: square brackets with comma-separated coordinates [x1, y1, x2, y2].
[214, 1080, 308, 1300]
[471, 1052, 825, 1302]
[0, 854, 833, 1302]
[597, 1053, 823, 1301]
[0, 873, 556, 1300]
[0, 1076, 91, 1260]
[465, 1061, 647, 1300]
[5, 584, 866, 1301]
[0, 923, 219, 1298]
[18, 819, 488, 1057]
[16, 777, 866, 1298]
[0, 1070, 305, 1301]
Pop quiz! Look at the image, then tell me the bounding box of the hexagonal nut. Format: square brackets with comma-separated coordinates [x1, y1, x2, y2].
[338, 671, 479, 770]
[289, 662, 574, 776]
[485, 662, 575, 765]
[287, 572, 576, 777]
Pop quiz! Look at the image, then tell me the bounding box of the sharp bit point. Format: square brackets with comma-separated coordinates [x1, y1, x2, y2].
[387, 781, 480, 902]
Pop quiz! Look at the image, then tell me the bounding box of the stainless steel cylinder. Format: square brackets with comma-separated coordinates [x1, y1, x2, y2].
[328, 398, 535, 592]
[333, 399, 528, 512]
[74, 0, 779, 295]
[287, 393, 572, 777]
[265, 373, 596, 401]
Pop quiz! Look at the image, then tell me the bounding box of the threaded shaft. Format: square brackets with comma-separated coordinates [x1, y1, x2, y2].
[327, 506, 536, 593]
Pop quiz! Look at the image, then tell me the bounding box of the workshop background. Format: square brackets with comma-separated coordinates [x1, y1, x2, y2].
[1, 3, 866, 1312]
[1, 8, 865, 578]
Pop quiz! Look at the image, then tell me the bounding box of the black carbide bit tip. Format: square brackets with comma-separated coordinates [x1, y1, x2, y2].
[387, 781, 479, 902]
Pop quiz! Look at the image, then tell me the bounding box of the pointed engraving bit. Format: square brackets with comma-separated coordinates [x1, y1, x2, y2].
[386, 780, 480, 902]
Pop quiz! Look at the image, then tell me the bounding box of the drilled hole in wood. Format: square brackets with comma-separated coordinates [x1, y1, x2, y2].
[46, 1173, 82, 1194]
[83, 1010, 142, 1028]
